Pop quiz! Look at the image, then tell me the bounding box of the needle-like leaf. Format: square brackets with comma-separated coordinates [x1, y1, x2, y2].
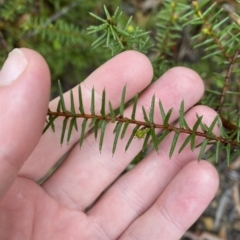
[226, 143, 231, 166]
[125, 125, 140, 151]
[112, 122, 123, 155]
[193, 115, 203, 132]
[149, 94, 155, 124]
[216, 141, 220, 163]
[43, 116, 58, 134]
[108, 101, 116, 123]
[142, 106, 150, 124]
[70, 90, 75, 113]
[131, 94, 138, 121]
[100, 88, 106, 116]
[61, 117, 69, 145]
[58, 80, 67, 112]
[178, 134, 192, 153]
[179, 100, 185, 128]
[159, 100, 166, 121]
[99, 121, 107, 152]
[91, 87, 95, 115]
[151, 128, 159, 153]
[142, 130, 151, 152]
[157, 129, 170, 144]
[78, 85, 85, 114]
[79, 119, 88, 148]
[198, 139, 209, 160]
[120, 85, 126, 116]
[121, 122, 130, 139]
[169, 131, 180, 158]
[164, 108, 173, 127]
[67, 117, 77, 143]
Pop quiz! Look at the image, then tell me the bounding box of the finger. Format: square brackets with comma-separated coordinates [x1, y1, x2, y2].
[0, 48, 50, 199]
[19, 50, 153, 181]
[42, 67, 204, 211]
[86, 106, 219, 239]
[119, 160, 219, 240]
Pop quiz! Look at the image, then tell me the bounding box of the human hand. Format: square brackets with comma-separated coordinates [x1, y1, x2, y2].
[0, 48, 219, 239]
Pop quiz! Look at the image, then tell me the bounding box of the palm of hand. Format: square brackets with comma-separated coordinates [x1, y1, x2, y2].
[0, 48, 219, 240]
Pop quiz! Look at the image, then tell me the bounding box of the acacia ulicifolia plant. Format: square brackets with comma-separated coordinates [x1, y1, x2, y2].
[45, 0, 240, 165]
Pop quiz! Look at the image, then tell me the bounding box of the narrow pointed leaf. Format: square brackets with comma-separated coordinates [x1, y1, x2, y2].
[151, 128, 158, 153]
[149, 94, 155, 123]
[169, 131, 180, 158]
[78, 85, 85, 114]
[94, 119, 100, 140]
[80, 119, 87, 147]
[58, 80, 67, 112]
[89, 12, 106, 23]
[131, 94, 138, 121]
[43, 116, 58, 134]
[121, 122, 130, 139]
[178, 134, 192, 153]
[226, 143, 231, 166]
[99, 121, 107, 152]
[89, 117, 97, 128]
[56, 100, 62, 112]
[193, 115, 203, 132]
[67, 117, 77, 143]
[125, 125, 140, 151]
[198, 139, 209, 160]
[142, 131, 151, 152]
[159, 100, 166, 121]
[208, 115, 219, 134]
[190, 134, 196, 151]
[164, 108, 173, 127]
[100, 88, 106, 116]
[112, 122, 123, 155]
[216, 141, 220, 163]
[120, 85, 126, 116]
[61, 117, 69, 144]
[142, 106, 150, 124]
[104, 5, 111, 19]
[70, 90, 75, 113]
[91, 87, 95, 115]
[179, 100, 185, 128]
[183, 119, 190, 130]
[108, 101, 115, 122]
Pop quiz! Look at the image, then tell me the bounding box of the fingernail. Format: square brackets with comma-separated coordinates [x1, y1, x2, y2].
[0, 49, 28, 86]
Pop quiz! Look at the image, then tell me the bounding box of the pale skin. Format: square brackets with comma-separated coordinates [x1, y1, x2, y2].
[0, 48, 219, 239]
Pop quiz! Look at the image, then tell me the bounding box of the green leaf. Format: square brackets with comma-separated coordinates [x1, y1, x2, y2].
[109, 101, 116, 122]
[193, 115, 203, 132]
[58, 80, 67, 112]
[100, 88, 106, 116]
[125, 125, 140, 151]
[149, 94, 155, 123]
[142, 106, 150, 124]
[89, 12, 106, 23]
[179, 100, 185, 128]
[91, 87, 95, 115]
[99, 121, 107, 152]
[112, 122, 123, 155]
[159, 100, 166, 121]
[190, 134, 196, 151]
[208, 115, 219, 134]
[198, 139, 209, 160]
[151, 128, 159, 153]
[142, 130, 151, 152]
[164, 108, 173, 127]
[43, 115, 58, 134]
[169, 131, 180, 158]
[61, 117, 69, 145]
[70, 90, 75, 113]
[131, 94, 138, 121]
[67, 117, 76, 143]
[178, 134, 192, 154]
[226, 143, 231, 166]
[216, 141, 220, 163]
[120, 85, 126, 116]
[94, 119, 100, 140]
[121, 122, 130, 139]
[78, 85, 85, 114]
[104, 5, 111, 19]
[79, 119, 88, 148]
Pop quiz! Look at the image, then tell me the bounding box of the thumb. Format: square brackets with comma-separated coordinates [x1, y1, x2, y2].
[0, 48, 50, 200]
